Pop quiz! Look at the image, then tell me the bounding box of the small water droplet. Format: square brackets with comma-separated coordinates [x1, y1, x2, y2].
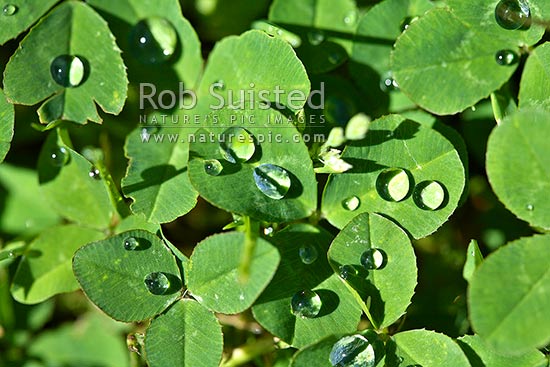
[329, 334, 376, 367]
[360, 248, 386, 270]
[290, 289, 322, 319]
[338, 265, 358, 280]
[526, 204, 534, 211]
[400, 16, 418, 32]
[413, 180, 446, 210]
[144, 272, 170, 295]
[376, 168, 411, 202]
[2, 4, 17, 16]
[89, 167, 100, 179]
[328, 51, 345, 65]
[495, 0, 531, 30]
[129, 17, 178, 65]
[50, 146, 69, 167]
[299, 245, 318, 265]
[495, 49, 518, 65]
[343, 10, 357, 26]
[379, 71, 399, 92]
[50, 55, 87, 87]
[7, 251, 15, 258]
[204, 159, 223, 176]
[253, 164, 291, 200]
[342, 196, 360, 211]
[307, 30, 325, 46]
[264, 226, 274, 236]
[124, 236, 139, 250]
[219, 127, 255, 163]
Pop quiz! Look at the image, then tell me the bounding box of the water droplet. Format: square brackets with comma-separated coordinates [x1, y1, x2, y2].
[328, 51, 345, 65]
[338, 265, 358, 280]
[343, 10, 357, 26]
[129, 17, 178, 65]
[124, 236, 139, 250]
[144, 272, 170, 295]
[342, 196, 360, 211]
[376, 168, 411, 202]
[329, 334, 376, 367]
[299, 245, 318, 265]
[7, 251, 15, 258]
[400, 16, 418, 32]
[290, 289, 322, 318]
[495, 49, 518, 65]
[50, 55, 87, 88]
[413, 180, 446, 210]
[379, 71, 399, 92]
[526, 204, 534, 211]
[219, 127, 255, 163]
[324, 96, 356, 126]
[2, 4, 17, 16]
[50, 146, 69, 167]
[264, 226, 274, 236]
[89, 167, 100, 179]
[495, 0, 531, 30]
[253, 164, 291, 200]
[361, 248, 386, 270]
[307, 30, 325, 46]
[204, 159, 223, 176]
[212, 79, 225, 90]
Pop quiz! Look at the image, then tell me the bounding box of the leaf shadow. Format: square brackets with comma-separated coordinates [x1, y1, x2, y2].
[123, 164, 187, 194]
[456, 339, 486, 367]
[316, 289, 339, 317]
[349, 120, 421, 148]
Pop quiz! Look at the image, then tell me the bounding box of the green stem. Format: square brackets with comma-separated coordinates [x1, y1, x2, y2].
[95, 159, 131, 220]
[238, 216, 259, 283]
[220, 338, 275, 367]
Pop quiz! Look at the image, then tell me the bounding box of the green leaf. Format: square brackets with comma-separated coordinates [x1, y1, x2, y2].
[457, 334, 547, 367]
[391, 2, 545, 115]
[252, 224, 362, 348]
[122, 125, 198, 224]
[145, 299, 223, 367]
[322, 114, 466, 239]
[328, 213, 417, 329]
[0, 0, 58, 45]
[486, 108, 550, 229]
[0, 89, 14, 163]
[463, 239, 483, 283]
[188, 108, 317, 223]
[73, 229, 183, 322]
[468, 234, 550, 353]
[3, 1, 128, 124]
[519, 42, 550, 111]
[187, 232, 280, 314]
[389, 329, 470, 367]
[38, 131, 115, 230]
[11, 224, 104, 304]
[114, 214, 160, 234]
[268, 0, 357, 74]
[290, 335, 339, 367]
[491, 82, 518, 125]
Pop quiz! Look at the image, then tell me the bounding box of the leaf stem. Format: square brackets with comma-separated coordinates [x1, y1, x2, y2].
[239, 216, 259, 283]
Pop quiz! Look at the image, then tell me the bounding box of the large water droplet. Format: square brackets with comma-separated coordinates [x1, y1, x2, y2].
[299, 245, 318, 265]
[144, 272, 170, 295]
[204, 159, 223, 176]
[290, 289, 322, 318]
[495, 0, 531, 30]
[124, 236, 139, 250]
[379, 71, 399, 92]
[329, 334, 376, 367]
[50, 146, 69, 167]
[50, 55, 87, 88]
[495, 49, 518, 65]
[129, 17, 178, 65]
[307, 30, 325, 46]
[2, 4, 17, 15]
[219, 127, 255, 163]
[338, 265, 358, 280]
[376, 168, 411, 202]
[413, 180, 446, 210]
[342, 196, 360, 211]
[89, 167, 101, 179]
[360, 248, 386, 270]
[253, 164, 291, 200]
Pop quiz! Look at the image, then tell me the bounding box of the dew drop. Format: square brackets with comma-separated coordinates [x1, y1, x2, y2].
[495, 49, 518, 65]
[328, 51, 345, 65]
[299, 245, 318, 265]
[360, 248, 386, 270]
[526, 204, 534, 211]
[343, 10, 357, 26]
[129, 17, 178, 65]
[379, 71, 399, 92]
[495, 0, 531, 30]
[413, 180, 446, 210]
[50, 55, 87, 88]
[290, 289, 322, 318]
[253, 164, 291, 200]
[338, 265, 358, 280]
[89, 167, 101, 179]
[342, 196, 360, 211]
[400, 16, 417, 32]
[123, 236, 139, 251]
[2, 4, 17, 16]
[329, 334, 376, 367]
[307, 30, 325, 46]
[204, 159, 223, 176]
[50, 146, 69, 167]
[219, 127, 255, 163]
[376, 168, 411, 202]
[144, 272, 170, 295]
